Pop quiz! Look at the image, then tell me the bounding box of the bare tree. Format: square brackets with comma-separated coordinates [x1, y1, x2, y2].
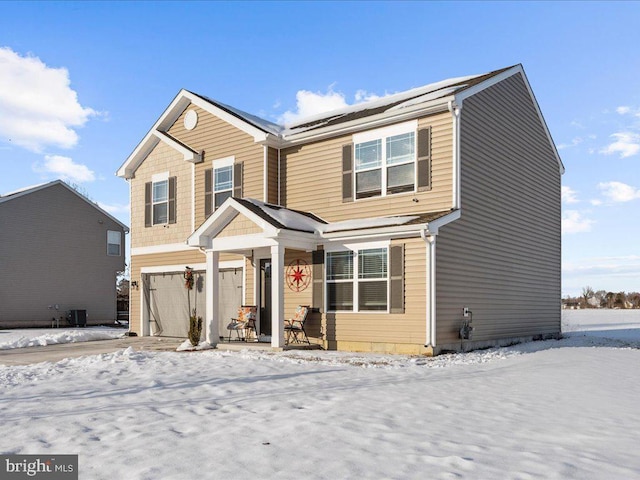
[581, 286, 595, 308]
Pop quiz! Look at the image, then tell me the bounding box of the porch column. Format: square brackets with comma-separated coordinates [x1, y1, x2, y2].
[270, 244, 285, 348]
[206, 250, 219, 345]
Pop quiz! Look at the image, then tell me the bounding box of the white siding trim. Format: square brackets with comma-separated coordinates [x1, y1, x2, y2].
[191, 163, 196, 233]
[212, 156, 235, 169]
[352, 120, 418, 144]
[152, 171, 169, 183]
[132, 243, 197, 255]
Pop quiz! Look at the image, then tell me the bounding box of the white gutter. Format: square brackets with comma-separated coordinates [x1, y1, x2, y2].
[421, 229, 437, 348]
[448, 100, 462, 210]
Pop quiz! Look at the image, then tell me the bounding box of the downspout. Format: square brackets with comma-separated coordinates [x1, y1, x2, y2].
[448, 100, 462, 210]
[421, 228, 437, 350]
[263, 146, 268, 202]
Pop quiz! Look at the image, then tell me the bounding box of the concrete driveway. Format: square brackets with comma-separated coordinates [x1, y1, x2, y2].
[0, 336, 183, 366]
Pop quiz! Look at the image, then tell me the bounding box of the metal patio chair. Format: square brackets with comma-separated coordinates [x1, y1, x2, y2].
[284, 305, 310, 345]
[227, 305, 257, 341]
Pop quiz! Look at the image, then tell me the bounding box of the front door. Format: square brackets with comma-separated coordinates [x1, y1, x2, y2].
[259, 259, 272, 336]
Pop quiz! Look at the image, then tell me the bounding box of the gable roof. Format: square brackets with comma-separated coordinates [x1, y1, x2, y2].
[118, 64, 563, 179]
[0, 180, 129, 232]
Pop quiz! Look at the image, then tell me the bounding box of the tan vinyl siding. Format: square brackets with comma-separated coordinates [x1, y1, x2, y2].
[319, 238, 426, 345]
[244, 257, 254, 306]
[267, 147, 279, 204]
[281, 112, 453, 221]
[283, 250, 313, 317]
[167, 104, 264, 228]
[216, 214, 262, 238]
[130, 250, 243, 334]
[435, 73, 561, 348]
[130, 141, 193, 248]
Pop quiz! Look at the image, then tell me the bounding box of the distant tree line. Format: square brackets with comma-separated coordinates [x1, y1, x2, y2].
[563, 286, 640, 309]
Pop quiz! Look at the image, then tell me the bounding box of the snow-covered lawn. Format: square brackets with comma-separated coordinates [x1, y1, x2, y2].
[0, 326, 125, 350]
[1, 311, 639, 479]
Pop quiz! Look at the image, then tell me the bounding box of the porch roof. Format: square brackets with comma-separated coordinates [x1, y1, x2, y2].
[187, 197, 458, 250]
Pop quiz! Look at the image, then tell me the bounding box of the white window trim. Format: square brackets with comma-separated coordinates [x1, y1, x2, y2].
[151, 176, 169, 226]
[107, 230, 122, 256]
[212, 156, 235, 209]
[325, 244, 390, 314]
[352, 120, 418, 199]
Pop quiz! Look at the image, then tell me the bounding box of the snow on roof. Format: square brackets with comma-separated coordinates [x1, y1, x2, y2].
[238, 198, 450, 235]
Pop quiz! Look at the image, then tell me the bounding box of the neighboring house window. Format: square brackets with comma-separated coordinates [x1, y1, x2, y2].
[107, 230, 122, 256]
[326, 248, 388, 312]
[205, 157, 243, 218]
[343, 121, 431, 202]
[144, 174, 176, 227]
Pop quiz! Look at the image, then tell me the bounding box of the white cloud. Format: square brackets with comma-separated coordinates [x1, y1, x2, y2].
[562, 210, 594, 234]
[600, 132, 640, 158]
[590, 199, 603, 206]
[616, 106, 631, 115]
[278, 87, 349, 126]
[557, 137, 583, 150]
[561, 186, 579, 204]
[35, 155, 95, 183]
[597, 181, 640, 203]
[0, 47, 96, 152]
[98, 202, 130, 215]
[277, 84, 393, 126]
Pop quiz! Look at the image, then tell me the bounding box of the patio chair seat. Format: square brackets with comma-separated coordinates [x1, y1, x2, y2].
[227, 305, 257, 341]
[284, 305, 310, 345]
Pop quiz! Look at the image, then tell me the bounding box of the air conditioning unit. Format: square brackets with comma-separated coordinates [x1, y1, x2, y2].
[68, 310, 87, 327]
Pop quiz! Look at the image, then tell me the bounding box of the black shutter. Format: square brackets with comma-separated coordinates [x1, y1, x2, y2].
[233, 162, 243, 198]
[417, 127, 432, 192]
[312, 249, 325, 312]
[389, 244, 404, 314]
[168, 176, 177, 224]
[144, 182, 152, 227]
[204, 168, 213, 218]
[342, 143, 353, 202]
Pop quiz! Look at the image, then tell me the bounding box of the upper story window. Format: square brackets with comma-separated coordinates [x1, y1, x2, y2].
[107, 230, 122, 256]
[152, 179, 168, 224]
[342, 121, 431, 203]
[145, 172, 176, 227]
[214, 165, 233, 209]
[205, 157, 243, 218]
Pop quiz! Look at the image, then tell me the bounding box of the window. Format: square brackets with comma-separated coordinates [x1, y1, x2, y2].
[152, 179, 168, 224]
[326, 248, 388, 312]
[214, 165, 233, 209]
[355, 130, 415, 199]
[144, 175, 176, 227]
[107, 230, 121, 256]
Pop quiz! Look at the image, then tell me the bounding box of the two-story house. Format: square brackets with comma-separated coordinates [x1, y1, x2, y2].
[0, 180, 128, 328]
[117, 64, 563, 355]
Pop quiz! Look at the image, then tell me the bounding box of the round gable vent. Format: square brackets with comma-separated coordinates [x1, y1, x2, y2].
[184, 109, 198, 130]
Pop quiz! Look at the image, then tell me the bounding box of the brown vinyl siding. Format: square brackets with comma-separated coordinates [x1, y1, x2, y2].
[281, 112, 454, 222]
[130, 141, 193, 248]
[216, 213, 262, 238]
[435, 72, 561, 348]
[167, 104, 264, 230]
[0, 184, 126, 327]
[318, 238, 426, 345]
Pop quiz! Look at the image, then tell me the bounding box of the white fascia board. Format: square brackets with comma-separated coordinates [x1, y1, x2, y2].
[212, 234, 279, 252]
[153, 131, 202, 163]
[282, 99, 452, 147]
[454, 65, 565, 175]
[141, 263, 207, 274]
[132, 242, 200, 256]
[185, 92, 269, 142]
[423, 209, 461, 235]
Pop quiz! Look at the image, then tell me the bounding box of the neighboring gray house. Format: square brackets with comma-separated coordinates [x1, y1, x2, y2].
[0, 180, 128, 328]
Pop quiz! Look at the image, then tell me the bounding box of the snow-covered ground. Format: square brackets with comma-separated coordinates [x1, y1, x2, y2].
[1, 311, 639, 479]
[0, 326, 125, 350]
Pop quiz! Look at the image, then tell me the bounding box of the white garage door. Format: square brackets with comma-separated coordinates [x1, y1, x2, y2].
[147, 269, 242, 339]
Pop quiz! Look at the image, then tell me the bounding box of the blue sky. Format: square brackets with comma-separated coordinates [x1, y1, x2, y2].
[1, 1, 638, 296]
